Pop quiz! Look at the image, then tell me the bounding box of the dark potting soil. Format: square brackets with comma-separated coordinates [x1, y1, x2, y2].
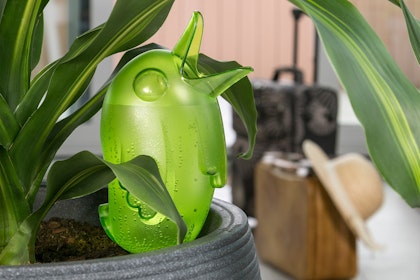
[35, 217, 129, 263]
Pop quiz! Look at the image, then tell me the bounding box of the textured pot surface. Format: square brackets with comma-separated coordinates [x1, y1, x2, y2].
[0, 198, 261, 280]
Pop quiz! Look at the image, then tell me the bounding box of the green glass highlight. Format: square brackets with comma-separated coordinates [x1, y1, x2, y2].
[99, 11, 252, 253]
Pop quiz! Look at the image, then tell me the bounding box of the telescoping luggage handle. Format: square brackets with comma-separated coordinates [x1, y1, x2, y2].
[272, 8, 305, 84]
[272, 67, 304, 84]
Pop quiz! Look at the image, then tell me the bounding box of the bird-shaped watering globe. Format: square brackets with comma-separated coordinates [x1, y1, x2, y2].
[99, 11, 253, 253]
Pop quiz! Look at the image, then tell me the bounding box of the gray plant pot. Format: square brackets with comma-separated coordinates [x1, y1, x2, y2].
[0, 190, 261, 280]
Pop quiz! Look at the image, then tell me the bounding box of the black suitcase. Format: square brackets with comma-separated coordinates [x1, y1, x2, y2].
[230, 9, 338, 216]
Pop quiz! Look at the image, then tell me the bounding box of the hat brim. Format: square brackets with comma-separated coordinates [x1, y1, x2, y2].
[302, 140, 383, 250]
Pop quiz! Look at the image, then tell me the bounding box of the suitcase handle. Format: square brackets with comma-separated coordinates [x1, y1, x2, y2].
[272, 67, 304, 84]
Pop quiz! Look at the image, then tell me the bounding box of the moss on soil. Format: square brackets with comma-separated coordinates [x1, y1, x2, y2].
[35, 217, 128, 263]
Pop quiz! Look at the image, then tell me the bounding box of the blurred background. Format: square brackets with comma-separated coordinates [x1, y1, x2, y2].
[42, 0, 420, 157]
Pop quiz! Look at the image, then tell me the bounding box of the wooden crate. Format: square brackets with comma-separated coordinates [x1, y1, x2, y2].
[254, 162, 357, 279]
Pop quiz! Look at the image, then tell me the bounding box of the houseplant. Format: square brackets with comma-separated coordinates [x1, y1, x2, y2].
[0, 0, 257, 267]
[290, 0, 420, 208]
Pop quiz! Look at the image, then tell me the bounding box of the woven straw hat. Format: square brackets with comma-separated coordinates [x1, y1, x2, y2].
[302, 140, 384, 250]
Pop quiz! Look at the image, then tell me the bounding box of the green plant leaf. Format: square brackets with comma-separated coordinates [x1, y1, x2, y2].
[400, 0, 420, 64]
[43, 151, 186, 245]
[290, 0, 420, 206]
[15, 25, 103, 126]
[29, 12, 44, 71]
[103, 156, 188, 244]
[0, 0, 47, 109]
[43, 152, 114, 203]
[95, 0, 174, 54]
[14, 61, 58, 126]
[11, 0, 174, 192]
[0, 217, 34, 265]
[198, 54, 257, 159]
[0, 94, 19, 148]
[0, 147, 29, 255]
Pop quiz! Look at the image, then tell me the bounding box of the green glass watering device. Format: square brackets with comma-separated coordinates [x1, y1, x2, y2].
[99, 11, 252, 253]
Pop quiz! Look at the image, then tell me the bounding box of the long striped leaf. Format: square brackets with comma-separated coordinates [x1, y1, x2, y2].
[0, 146, 29, 257]
[0, 0, 47, 109]
[290, 0, 420, 207]
[15, 26, 103, 125]
[0, 94, 19, 148]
